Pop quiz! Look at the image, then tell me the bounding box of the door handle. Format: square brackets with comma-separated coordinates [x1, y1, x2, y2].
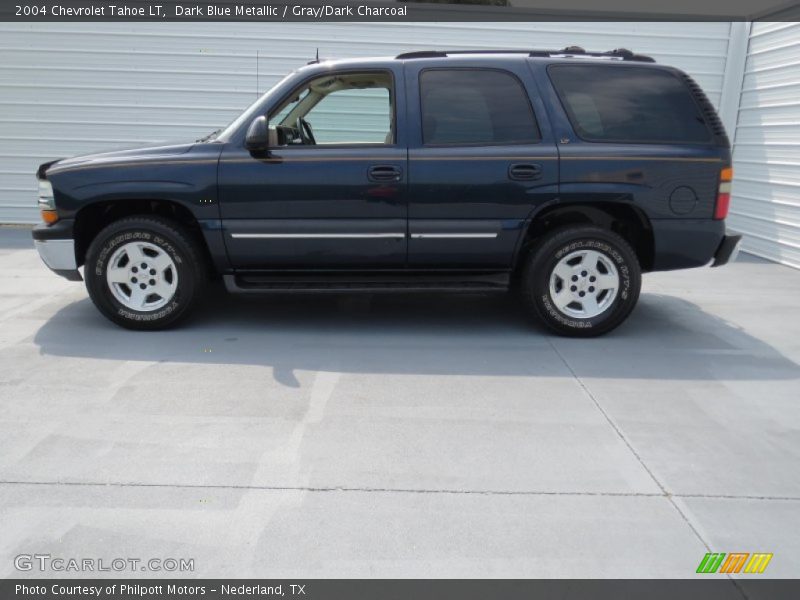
[368, 165, 403, 182]
[508, 163, 542, 181]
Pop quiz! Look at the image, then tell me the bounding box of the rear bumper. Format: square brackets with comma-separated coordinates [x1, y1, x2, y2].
[31, 219, 82, 281]
[650, 219, 731, 271]
[711, 233, 742, 267]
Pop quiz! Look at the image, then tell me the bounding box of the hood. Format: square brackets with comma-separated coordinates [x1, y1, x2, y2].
[42, 143, 196, 177]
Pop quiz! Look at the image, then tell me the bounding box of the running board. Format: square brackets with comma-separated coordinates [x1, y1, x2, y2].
[224, 272, 509, 294]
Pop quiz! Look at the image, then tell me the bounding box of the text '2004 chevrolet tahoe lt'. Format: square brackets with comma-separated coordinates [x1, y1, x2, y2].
[32, 47, 742, 337]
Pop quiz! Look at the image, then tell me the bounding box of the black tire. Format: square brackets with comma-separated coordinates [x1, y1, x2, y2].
[519, 225, 641, 337]
[84, 216, 206, 330]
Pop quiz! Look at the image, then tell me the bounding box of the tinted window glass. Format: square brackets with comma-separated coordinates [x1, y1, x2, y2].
[548, 65, 711, 144]
[420, 69, 539, 145]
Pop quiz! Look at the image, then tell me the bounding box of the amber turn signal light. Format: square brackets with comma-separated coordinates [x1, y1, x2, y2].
[714, 167, 733, 220]
[41, 209, 59, 224]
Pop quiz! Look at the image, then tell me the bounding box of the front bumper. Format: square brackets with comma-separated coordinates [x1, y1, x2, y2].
[32, 219, 82, 281]
[711, 233, 743, 267]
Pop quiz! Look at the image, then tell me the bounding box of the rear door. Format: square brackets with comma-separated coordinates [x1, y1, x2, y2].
[404, 59, 559, 268]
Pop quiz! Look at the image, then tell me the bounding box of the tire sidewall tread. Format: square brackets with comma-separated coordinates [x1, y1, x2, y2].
[520, 225, 642, 337]
[84, 216, 206, 330]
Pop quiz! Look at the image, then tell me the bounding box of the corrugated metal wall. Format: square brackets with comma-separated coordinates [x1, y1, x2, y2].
[0, 22, 731, 224]
[729, 22, 800, 269]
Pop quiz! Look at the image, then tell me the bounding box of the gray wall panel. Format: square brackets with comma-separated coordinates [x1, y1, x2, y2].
[0, 22, 732, 223]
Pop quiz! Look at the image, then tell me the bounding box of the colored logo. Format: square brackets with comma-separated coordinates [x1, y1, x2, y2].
[696, 552, 773, 574]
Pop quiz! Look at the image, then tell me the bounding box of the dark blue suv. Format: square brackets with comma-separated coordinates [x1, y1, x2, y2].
[32, 47, 741, 336]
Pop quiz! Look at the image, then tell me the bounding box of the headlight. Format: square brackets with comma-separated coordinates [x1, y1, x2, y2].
[38, 180, 54, 208]
[37, 179, 58, 223]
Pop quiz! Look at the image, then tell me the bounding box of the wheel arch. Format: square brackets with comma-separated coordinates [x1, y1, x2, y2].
[515, 201, 655, 273]
[73, 198, 213, 272]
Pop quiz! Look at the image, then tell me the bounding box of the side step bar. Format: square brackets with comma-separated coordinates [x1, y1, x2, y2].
[223, 272, 510, 294]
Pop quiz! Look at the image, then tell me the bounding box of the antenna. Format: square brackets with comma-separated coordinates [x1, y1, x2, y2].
[308, 48, 321, 65]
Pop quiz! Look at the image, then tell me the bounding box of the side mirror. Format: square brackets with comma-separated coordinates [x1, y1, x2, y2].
[245, 116, 269, 153]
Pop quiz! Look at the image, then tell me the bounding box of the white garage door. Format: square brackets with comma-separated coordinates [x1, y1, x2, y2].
[0, 22, 731, 223]
[730, 22, 800, 269]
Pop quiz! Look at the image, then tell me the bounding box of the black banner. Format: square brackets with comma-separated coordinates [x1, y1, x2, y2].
[2, 0, 800, 22]
[5, 580, 800, 600]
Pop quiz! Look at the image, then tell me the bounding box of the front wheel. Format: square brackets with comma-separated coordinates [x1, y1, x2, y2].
[84, 216, 206, 330]
[519, 226, 641, 337]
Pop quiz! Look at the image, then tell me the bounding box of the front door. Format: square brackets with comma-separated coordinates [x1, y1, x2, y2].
[218, 68, 407, 269]
[404, 60, 559, 268]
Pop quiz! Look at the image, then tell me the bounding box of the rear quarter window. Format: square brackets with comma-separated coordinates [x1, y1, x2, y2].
[548, 65, 712, 144]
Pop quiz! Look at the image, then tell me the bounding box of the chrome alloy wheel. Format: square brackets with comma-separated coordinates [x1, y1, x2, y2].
[105, 241, 178, 311]
[548, 249, 619, 319]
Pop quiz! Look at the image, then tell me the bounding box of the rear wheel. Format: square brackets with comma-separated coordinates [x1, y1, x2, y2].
[84, 216, 206, 330]
[519, 225, 641, 337]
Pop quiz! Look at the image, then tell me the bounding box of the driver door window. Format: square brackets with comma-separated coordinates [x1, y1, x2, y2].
[270, 72, 394, 146]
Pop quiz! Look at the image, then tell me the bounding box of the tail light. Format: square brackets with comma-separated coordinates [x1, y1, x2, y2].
[714, 167, 733, 220]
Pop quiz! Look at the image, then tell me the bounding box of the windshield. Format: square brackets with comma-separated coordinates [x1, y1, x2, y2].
[213, 73, 295, 142]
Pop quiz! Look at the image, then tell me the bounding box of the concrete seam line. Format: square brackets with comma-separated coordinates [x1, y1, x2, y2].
[545, 339, 670, 493]
[0, 480, 663, 497]
[546, 339, 750, 600]
[1, 480, 800, 502]
[547, 342, 705, 528]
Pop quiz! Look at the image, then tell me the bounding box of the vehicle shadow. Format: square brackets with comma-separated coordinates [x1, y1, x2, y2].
[33, 282, 800, 386]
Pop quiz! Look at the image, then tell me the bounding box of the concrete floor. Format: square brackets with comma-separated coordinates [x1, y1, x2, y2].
[0, 226, 798, 579]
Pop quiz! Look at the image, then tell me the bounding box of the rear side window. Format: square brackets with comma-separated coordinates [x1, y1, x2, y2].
[420, 69, 540, 145]
[548, 65, 712, 144]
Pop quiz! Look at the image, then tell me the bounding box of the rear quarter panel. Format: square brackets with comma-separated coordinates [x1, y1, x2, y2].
[529, 60, 731, 270]
[529, 60, 729, 220]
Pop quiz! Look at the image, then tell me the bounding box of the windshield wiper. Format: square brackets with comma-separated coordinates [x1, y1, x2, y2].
[196, 128, 222, 142]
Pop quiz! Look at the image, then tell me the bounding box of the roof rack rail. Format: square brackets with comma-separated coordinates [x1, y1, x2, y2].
[396, 50, 448, 59]
[395, 47, 655, 63]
